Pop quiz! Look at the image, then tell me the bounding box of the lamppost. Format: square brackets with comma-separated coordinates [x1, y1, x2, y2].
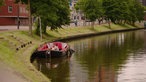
[17, 1, 20, 29]
[39, 16, 42, 41]
[28, 0, 32, 35]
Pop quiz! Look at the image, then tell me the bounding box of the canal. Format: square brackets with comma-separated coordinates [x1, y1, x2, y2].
[32, 30, 146, 82]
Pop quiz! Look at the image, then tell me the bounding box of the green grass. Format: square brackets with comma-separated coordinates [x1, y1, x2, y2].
[0, 23, 143, 82]
[46, 23, 142, 38]
[0, 31, 50, 82]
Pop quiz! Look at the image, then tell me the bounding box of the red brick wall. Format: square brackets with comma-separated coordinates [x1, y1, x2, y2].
[0, 17, 16, 25]
[0, 0, 28, 17]
[0, 0, 28, 25]
[0, 17, 28, 25]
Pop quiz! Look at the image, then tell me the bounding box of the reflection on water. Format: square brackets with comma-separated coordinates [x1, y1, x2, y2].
[33, 57, 71, 82]
[32, 30, 146, 82]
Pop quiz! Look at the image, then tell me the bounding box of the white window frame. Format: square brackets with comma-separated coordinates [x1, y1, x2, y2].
[8, 6, 12, 13]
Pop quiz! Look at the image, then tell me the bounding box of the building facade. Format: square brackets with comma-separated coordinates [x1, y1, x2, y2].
[70, 0, 84, 21]
[139, 0, 146, 20]
[70, 0, 146, 24]
[141, 0, 146, 6]
[0, 0, 28, 25]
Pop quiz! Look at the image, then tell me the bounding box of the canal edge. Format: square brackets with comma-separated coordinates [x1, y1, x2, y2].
[54, 28, 145, 42]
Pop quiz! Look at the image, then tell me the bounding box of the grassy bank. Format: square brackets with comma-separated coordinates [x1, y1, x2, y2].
[0, 23, 143, 82]
[0, 31, 50, 82]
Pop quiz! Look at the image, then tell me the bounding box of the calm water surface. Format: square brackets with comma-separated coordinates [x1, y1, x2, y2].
[32, 30, 146, 82]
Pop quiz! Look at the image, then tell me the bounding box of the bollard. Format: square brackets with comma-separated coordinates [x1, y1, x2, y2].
[23, 44, 26, 47]
[30, 41, 32, 44]
[21, 45, 24, 48]
[16, 48, 19, 51]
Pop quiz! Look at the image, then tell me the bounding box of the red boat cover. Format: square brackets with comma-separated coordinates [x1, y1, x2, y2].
[38, 44, 48, 51]
[37, 42, 67, 51]
[53, 42, 62, 50]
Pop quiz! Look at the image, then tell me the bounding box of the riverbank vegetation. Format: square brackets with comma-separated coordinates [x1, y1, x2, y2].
[0, 21, 142, 82]
[0, 23, 143, 82]
[75, 0, 145, 28]
[15, 0, 145, 37]
[0, 31, 50, 82]
[16, 0, 70, 34]
[0, 0, 145, 81]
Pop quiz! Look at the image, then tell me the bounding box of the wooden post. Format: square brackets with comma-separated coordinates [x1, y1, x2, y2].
[17, 1, 20, 29]
[28, 0, 32, 36]
[39, 17, 42, 41]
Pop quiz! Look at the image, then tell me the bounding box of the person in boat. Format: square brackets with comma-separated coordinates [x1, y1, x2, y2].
[53, 42, 68, 51]
[53, 42, 62, 50]
[47, 43, 53, 50]
[51, 45, 59, 51]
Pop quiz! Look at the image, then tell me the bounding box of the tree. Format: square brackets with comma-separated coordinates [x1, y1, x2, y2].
[49, 0, 70, 30]
[131, 0, 145, 24]
[102, 0, 145, 26]
[16, 0, 70, 34]
[76, 0, 104, 29]
[122, 0, 145, 25]
[102, 0, 117, 28]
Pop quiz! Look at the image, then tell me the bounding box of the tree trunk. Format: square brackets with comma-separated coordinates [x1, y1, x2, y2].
[108, 19, 111, 29]
[98, 19, 100, 25]
[35, 18, 40, 35]
[91, 21, 95, 29]
[28, 0, 32, 36]
[83, 20, 86, 26]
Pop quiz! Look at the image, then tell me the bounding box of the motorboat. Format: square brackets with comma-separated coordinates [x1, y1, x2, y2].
[30, 42, 74, 62]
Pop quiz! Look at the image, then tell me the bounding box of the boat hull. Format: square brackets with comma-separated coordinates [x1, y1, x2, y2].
[32, 50, 67, 57]
[30, 50, 72, 63]
[30, 42, 75, 63]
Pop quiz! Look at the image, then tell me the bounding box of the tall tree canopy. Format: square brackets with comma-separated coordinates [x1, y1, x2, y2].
[102, 0, 145, 25]
[16, 0, 70, 34]
[77, 0, 145, 27]
[76, 0, 104, 28]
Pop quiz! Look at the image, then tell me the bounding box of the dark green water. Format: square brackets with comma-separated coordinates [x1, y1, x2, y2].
[33, 30, 146, 82]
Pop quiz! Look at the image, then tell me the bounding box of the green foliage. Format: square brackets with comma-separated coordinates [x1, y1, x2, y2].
[77, 0, 145, 26]
[15, 0, 28, 4]
[18, 0, 145, 32]
[133, 0, 145, 22]
[102, 0, 145, 25]
[76, 0, 104, 28]
[0, 0, 4, 7]
[18, 0, 70, 33]
[77, 0, 104, 22]
[49, 0, 70, 30]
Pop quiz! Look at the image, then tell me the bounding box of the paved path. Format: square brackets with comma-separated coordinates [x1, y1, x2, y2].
[0, 62, 28, 82]
[0, 26, 29, 31]
[0, 20, 103, 31]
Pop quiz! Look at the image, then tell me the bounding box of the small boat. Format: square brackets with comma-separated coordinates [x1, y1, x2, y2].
[30, 42, 74, 62]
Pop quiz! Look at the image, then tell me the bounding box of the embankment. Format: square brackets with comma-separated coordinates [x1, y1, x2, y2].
[0, 23, 144, 82]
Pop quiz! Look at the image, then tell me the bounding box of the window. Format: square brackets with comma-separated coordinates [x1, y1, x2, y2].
[74, 16, 76, 20]
[8, 6, 12, 13]
[20, 7, 23, 13]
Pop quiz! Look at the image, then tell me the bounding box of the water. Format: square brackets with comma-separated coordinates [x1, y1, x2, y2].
[32, 30, 146, 82]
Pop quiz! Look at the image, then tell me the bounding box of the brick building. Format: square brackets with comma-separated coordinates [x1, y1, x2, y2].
[141, 0, 146, 6]
[0, 0, 28, 25]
